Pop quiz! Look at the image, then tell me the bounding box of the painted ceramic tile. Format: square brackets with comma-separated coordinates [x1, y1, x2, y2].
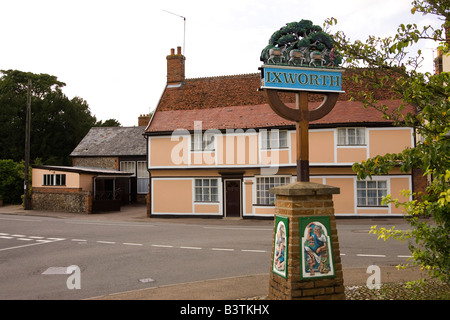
[272, 215, 288, 278]
[299, 216, 335, 279]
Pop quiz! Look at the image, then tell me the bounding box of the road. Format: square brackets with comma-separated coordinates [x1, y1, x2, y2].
[0, 210, 413, 300]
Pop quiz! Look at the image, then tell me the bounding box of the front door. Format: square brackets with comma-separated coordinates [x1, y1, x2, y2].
[224, 179, 241, 217]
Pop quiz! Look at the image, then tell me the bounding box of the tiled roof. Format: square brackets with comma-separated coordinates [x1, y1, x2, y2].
[146, 100, 415, 133]
[146, 71, 412, 134]
[71, 127, 146, 157]
[156, 74, 267, 111]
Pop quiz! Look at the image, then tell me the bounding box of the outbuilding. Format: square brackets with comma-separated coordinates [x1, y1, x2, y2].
[70, 125, 149, 204]
[32, 165, 132, 214]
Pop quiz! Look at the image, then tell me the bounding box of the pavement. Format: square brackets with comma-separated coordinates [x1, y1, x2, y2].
[0, 204, 428, 300]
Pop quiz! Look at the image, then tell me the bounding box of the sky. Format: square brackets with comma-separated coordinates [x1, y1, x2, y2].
[0, 0, 444, 127]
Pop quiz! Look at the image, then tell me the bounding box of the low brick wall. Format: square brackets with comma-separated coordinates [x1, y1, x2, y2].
[32, 187, 92, 214]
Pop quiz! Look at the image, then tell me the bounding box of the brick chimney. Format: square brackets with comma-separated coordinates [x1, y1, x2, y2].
[166, 46, 185, 84]
[138, 114, 151, 127]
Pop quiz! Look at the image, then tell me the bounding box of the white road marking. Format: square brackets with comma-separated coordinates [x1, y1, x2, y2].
[356, 254, 386, 258]
[65, 221, 154, 227]
[0, 233, 65, 243]
[0, 217, 42, 222]
[0, 242, 55, 252]
[0, 231, 413, 259]
[204, 226, 272, 231]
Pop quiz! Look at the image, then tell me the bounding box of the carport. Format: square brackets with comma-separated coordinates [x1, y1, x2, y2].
[93, 175, 132, 212]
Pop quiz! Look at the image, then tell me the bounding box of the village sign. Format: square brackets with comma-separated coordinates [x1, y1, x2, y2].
[260, 19, 344, 181]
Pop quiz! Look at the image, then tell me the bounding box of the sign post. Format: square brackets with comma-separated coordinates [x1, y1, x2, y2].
[260, 19, 346, 300]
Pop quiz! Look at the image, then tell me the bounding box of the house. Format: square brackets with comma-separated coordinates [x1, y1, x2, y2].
[31, 165, 132, 213]
[145, 47, 423, 218]
[70, 123, 149, 204]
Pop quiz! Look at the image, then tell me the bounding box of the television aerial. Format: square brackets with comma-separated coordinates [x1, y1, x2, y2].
[162, 10, 186, 56]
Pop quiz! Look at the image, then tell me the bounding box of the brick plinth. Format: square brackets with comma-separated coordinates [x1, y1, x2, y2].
[268, 182, 345, 300]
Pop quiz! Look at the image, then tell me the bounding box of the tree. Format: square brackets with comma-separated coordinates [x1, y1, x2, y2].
[0, 70, 98, 165]
[326, 0, 449, 282]
[95, 118, 121, 127]
[0, 159, 24, 204]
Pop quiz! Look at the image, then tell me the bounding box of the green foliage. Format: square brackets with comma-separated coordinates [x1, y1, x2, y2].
[0, 159, 25, 204]
[0, 70, 98, 165]
[328, 0, 450, 282]
[95, 119, 121, 127]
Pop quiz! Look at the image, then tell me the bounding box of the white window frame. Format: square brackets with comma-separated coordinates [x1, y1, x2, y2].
[43, 174, 66, 186]
[337, 127, 366, 146]
[191, 133, 215, 151]
[256, 176, 290, 205]
[356, 180, 388, 207]
[137, 161, 149, 194]
[120, 161, 136, 176]
[261, 130, 288, 150]
[194, 178, 219, 202]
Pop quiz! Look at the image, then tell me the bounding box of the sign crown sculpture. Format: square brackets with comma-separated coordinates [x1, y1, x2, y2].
[260, 19, 341, 68]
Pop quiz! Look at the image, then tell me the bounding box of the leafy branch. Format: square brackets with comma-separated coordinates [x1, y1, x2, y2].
[327, 0, 450, 283]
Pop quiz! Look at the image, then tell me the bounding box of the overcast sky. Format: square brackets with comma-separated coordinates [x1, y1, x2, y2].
[0, 0, 443, 126]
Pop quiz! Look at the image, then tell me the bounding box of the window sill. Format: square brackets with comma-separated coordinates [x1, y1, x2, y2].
[357, 206, 388, 208]
[42, 185, 67, 187]
[260, 147, 288, 151]
[194, 201, 220, 204]
[337, 144, 367, 147]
